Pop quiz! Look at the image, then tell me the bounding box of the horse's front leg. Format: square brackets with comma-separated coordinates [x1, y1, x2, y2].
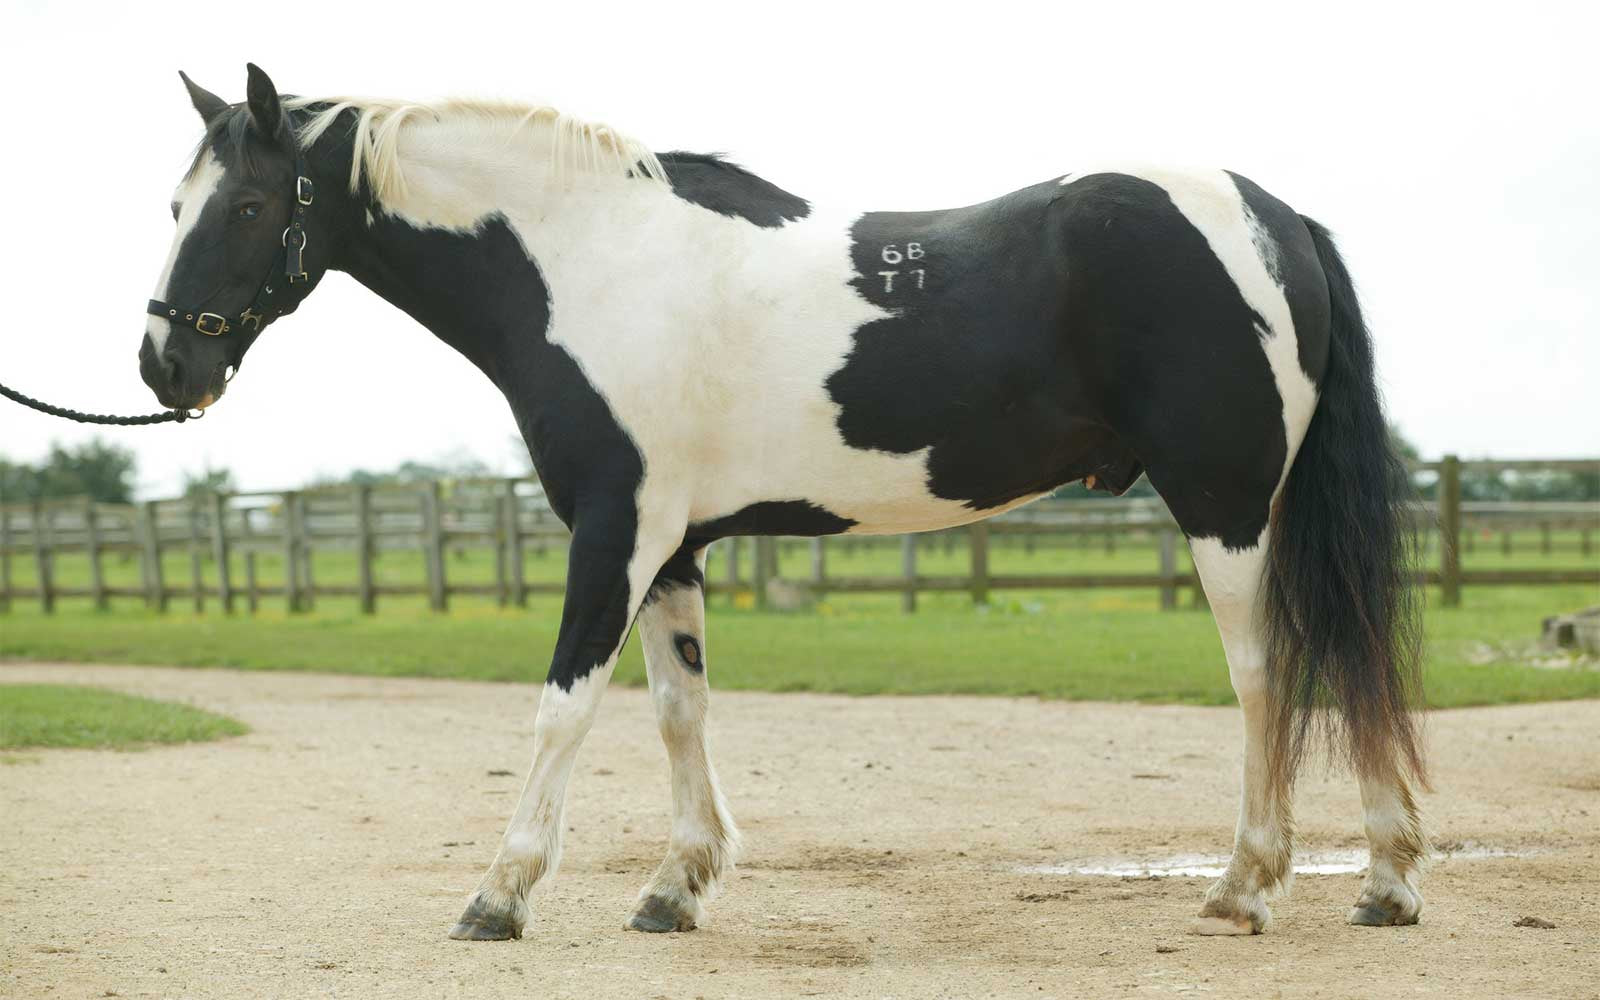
[448, 507, 678, 942]
[627, 545, 740, 932]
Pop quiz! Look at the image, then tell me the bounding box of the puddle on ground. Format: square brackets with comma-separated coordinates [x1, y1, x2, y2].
[1020, 844, 1530, 878]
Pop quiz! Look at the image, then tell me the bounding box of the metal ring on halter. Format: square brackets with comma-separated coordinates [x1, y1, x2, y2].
[282, 226, 308, 249]
[186, 408, 206, 420]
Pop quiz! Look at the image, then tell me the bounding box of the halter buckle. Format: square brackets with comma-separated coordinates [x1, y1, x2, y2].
[296, 176, 315, 206]
[195, 312, 230, 336]
[284, 225, 309, 283]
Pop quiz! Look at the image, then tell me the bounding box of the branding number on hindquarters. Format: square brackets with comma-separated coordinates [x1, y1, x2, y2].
[878, 242, 927, 294]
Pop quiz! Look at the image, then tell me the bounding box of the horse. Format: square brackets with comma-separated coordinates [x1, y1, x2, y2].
[141, 64, 1427, 942]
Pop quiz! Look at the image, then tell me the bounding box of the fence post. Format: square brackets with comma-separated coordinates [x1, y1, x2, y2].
[297, 493, 316, 611]
[423, 481, 447, 611]
[969, 521, 990, 606]
[901, 534, 917, 613]
[504, 480, 526, 608]
[355, 485, 376, 615]
[0, 507, 10, 613]
[1438, 454, 1462, 608]
[187, 499, 205, 613]
[1158, 526, 1178, 611]
[30, 501, 53, 614]
[82, 498, 107, 611]
[752, 537, 772, 609]
[141, 500, 165, 612]
[281, 491, 301, 613]
[210, 493, 233, 614]
[725, 538, 740, 596]
[809, 537, 826, 599]
[240, 506, 259, 614]
[494, 491, 509, 608]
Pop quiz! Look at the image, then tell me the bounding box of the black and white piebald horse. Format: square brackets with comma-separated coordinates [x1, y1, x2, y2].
[142, 66, 1427, 941]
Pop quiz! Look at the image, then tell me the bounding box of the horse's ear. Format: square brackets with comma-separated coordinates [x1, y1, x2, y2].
[179, 71, 228, 124]
[244, 62, 285, 141]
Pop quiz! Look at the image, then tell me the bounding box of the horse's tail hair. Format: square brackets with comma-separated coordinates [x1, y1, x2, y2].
[1262, 216, 1426, 792]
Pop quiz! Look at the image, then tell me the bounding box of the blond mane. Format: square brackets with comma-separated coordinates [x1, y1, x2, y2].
[286, 96, 667, 204]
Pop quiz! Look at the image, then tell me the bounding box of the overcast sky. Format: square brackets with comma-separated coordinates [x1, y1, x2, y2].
[3, 2, 1595, 498]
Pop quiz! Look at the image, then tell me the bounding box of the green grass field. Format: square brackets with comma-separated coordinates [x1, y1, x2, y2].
[0, 683, 247, 750]
[3, 579, 1595, 708]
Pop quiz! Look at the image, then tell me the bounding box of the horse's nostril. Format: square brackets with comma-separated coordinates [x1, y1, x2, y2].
[163, 355, 183, 389]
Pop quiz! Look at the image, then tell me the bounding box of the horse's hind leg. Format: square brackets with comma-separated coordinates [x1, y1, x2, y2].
[1351, 766, 1425, 925]
[627, 546, 739, 932]
[1187, 535, 1294, 935]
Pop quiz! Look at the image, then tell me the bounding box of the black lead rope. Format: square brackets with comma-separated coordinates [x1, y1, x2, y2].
[0, 381, 195, 425]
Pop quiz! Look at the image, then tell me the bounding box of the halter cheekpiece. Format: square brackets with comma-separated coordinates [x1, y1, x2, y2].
[146, 148, 316, 339]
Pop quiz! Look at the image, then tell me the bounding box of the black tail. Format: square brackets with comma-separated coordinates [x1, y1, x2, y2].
[1263, 216, 1426, 790]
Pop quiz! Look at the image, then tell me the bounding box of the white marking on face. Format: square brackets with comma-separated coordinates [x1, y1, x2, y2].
[147, 153, 226, 354]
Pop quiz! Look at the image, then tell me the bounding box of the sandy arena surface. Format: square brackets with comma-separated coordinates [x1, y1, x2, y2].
[1, 662, 1596, 999]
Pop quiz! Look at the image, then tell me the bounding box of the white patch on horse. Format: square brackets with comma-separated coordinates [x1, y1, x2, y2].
[147, 153, 226, 354]
[361, 110, 1024, 535]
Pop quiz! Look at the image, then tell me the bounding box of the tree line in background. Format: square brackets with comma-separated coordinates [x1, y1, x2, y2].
[1, 430, 1596, 506]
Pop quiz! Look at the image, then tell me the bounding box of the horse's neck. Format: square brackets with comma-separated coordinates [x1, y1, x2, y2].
[329, 139, 655, 371]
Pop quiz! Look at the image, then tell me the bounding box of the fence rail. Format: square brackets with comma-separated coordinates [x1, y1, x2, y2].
[2, 456, 1595, 615]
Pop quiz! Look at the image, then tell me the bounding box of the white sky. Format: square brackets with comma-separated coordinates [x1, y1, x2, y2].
[2, 2, 1596, 498]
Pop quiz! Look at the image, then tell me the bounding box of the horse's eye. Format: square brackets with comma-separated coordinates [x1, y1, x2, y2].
[237, 203, 262, 220]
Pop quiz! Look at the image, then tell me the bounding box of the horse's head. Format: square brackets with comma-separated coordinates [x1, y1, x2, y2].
[140, 64, 326, 410]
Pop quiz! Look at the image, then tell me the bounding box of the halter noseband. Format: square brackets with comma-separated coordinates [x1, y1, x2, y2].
[146, 148, 316, 342]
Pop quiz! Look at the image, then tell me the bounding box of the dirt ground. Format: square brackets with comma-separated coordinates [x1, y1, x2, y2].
[2, 662, 1596, 999]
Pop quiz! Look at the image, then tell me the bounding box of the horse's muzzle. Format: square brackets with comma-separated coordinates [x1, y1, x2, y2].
[140, 333, 223, 411]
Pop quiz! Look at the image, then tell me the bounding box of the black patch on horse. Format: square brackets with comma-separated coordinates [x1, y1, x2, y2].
[646, 545, 705, 604]
[657, 152, 810, 228]
[341, 212, 646, 687]
[826, 172, 1288, 547]
[672, 633, 704, 672]
[1053, 173, 1288, 548]
[825, 180, 1147, 510]
[686, 500, 857, 547]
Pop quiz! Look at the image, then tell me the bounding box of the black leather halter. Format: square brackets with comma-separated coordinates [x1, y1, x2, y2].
[146, 148, 316, 341]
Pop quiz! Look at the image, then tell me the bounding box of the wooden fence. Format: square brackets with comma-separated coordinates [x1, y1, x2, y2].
[1, 456, 1595, 615]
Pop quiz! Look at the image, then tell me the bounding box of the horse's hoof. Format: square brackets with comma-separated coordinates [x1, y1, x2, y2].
[627, 894, 697, 933]
[1190, 915, 1260, 936]
[1192, 896, 1267, 936]
[1348, 898, 1420, 927]
[447, 895, 523, 941]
